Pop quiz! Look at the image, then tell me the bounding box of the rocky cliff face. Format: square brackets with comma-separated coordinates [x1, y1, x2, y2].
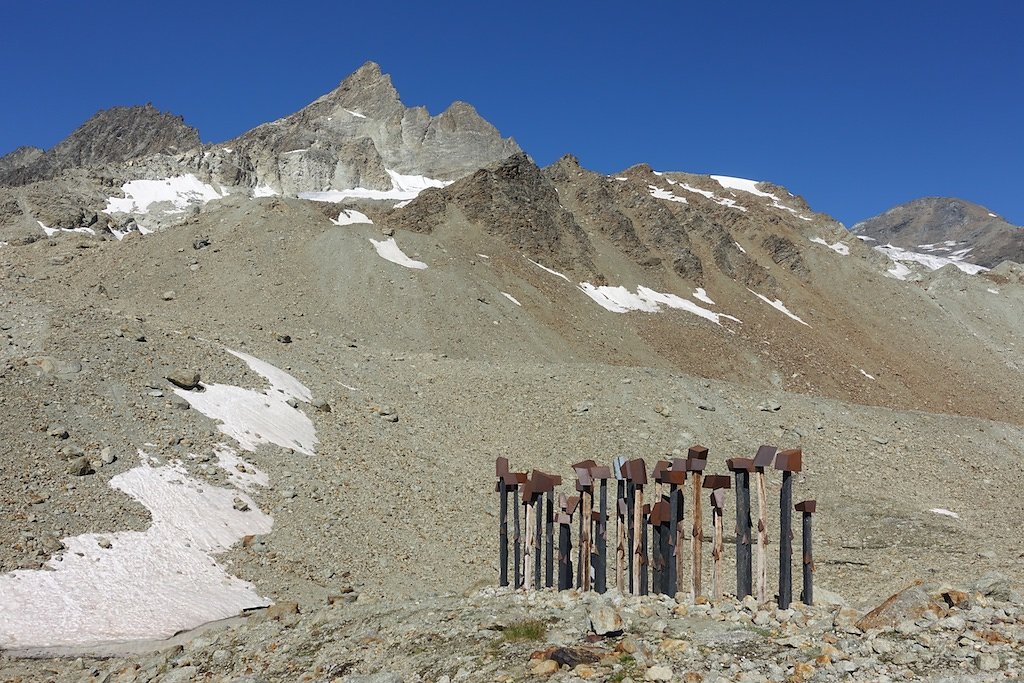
[0, 105, 200, 186]
[223, 61, 520, 195]
[852, 197, 1023, 267]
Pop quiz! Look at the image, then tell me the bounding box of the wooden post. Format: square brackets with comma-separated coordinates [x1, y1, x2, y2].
[753, 445, 778, 604]
[613, 456, 626, 594]
[776, 449, 802, 609]
[626, 478, 636, 593]
[702, 476, 731, 603]
[627, 458, 648, 596]
[513, 482, 522, 589]
[529, 471, 560, 590]
[523, 477, 537, 591]
[686, 446, 709, 600]
[545, 489, 555, 588]
[796, 500, 816, 605]
[650, 500, 671, 594]
[727, 458, 754, 599]
[573, 461, 596, 591]
[671, 458, 687, 598]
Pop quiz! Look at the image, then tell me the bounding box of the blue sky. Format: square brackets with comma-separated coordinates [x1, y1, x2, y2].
[2, 1, 1021, 227]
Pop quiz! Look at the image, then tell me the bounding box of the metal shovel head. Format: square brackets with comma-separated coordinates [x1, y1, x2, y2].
[753, 445, 778, 469]
[590, 465, 612, 480]
[626, 458, 648, 485]
[685, 456, 707, 472]
[650, 500, 671, 526]
[613, 455, 627, 480]
[702, 474, 731, 490]
[775, 448, 802, 472]
[662, 469, 686, 485]
[795, 499, 817, 513]
[652, 460, 671, 482]
[688, 445, 709, 459]
[727, 457, 754, 472]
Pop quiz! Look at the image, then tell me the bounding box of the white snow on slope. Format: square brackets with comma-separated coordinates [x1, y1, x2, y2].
[37, 220, 95, 237]
[0, 453, 272, 649]
[860, 369, 876, 380]
[810, 237, 850, 255]
[501, 292, 522, 306]
[649, 185, 688, 204]
[299, 169, 450, 203]
[874, 243, 988, 278]
[104, 175, 222, 215]
[747, 289, 810, 326]
[174, 349, 317, 455]
[369, 237, 428, 270]
[930, 508, 960, 519]
[344, 108, 367, 119]
[710, 175, 811, 219]
[579, 283, 741, 326]
[253, 184, 278, 197]
[693, 288, 715, 305]
[331, 209, 373, 226]
[856, 235, 876, 242]
[527, 257, 571, 282]
[662, 177, 747, 212]
[214, 445, 269, 491]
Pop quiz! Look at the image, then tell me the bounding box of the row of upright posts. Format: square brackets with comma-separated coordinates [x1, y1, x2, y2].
[495, 446, 817, 607]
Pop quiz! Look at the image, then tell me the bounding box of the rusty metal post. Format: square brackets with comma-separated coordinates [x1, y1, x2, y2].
[796, 500, 816, 606]
[753, 445, 778, 603]
[776, 449, 802, 609]
[558, 494, 579, 590]
[592, 465, 611, 593]
[496, 458, 510, 587]
[573, 461, 597, 591]
[727, 457, 754, 599]
[627, 458, 648, 596]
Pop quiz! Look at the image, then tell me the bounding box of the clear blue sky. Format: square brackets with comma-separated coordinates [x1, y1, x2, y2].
[2, 1, 1021, 227]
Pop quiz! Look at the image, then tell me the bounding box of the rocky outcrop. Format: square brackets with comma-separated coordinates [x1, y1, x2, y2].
[0, 105, 200, 186]
[224, 61, 520, 196]
[852, 197, 1023, 268]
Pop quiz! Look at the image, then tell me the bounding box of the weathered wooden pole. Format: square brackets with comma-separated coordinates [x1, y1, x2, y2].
[753, 445, 778, 603]
[522, 476, 538, 590]
[775, 448, 802, 609]
[573, 461, 597, 591]
[557, 494, 579, 590]
[613, 456, 627, 594]
[513, 477, 523, 589]
[727, 457, 755, 599]
[686, 446, 709, 600]
[530, 471, 560, 589]
[703, 475, 732, 603]
[592, 465, 611, 593]
[795, 500, 816, 606]
[627, 458, 648, 596]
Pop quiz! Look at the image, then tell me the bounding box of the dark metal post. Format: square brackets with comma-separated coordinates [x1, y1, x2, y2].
[640, 503, 650, 595]
[626, 479, 635, 593]
[513, 484, 522, 588]
[594, 468, 611, 593]
[499, 480, 508, 586]
[558, 494, 579, 591]
[776, 449, 802, 609]
[727, 458, 754, 599]
[534, 489, 543, 589]
[545, 491, 555, 588]
[796, 500, 816, 605]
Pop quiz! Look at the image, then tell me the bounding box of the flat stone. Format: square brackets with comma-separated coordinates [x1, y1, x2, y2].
[976, 653, 1000, 671]
[166, 368, 201, 390]
[645, 665, 673, 681]
[588, 604, 624, 635]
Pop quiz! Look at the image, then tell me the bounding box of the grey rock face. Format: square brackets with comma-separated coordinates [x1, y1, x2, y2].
[0, 104, 200, 186]
[851, 196, 1023, 268]
[223, 61, 520, 196]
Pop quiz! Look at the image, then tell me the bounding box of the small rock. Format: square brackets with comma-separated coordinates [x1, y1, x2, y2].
[161, 291, 176, 301]
[99, 447, 116, 465]
[758, 401, 782, 412]
[571, 401, 593, 415]
[280, 489, 296, 500]
[645, 665, 673, 681]
[166, 368, 201, 390]
[68, 456, 95, 477]
[232, 497, 250, 512]
[312, 398, 331, 413]
[588, 605, 624, 636]
[975, 653, 1000, 671]
[974, 572, 1011, 601]
[529, 659, 559, 676]
[97, 538, 112, 549]
[266, 602, 299, 620]
[276, 333, 292, 344]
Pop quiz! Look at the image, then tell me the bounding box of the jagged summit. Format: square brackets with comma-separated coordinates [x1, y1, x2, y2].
[0, 104, 199, 186]
[852, 196, 1023, 268]
[225, 61, 521, 195]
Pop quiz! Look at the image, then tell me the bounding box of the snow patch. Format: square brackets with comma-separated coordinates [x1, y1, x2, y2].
[173, 349, 317, 455]
[0, 453, 272, 649]
[810, 237, 850, 255]
[747, 289, 810, 326]
[104, 175, 222, 215]
[330, 209, 373, 226]
[37, 220, 95, 237]
[527, 257, 571, 282]
[369, 237, 428, 270]
[734, 241, 747, 254]
[987, 288, 999, 294]
[253, 184, 278, 197]
[299, 169, 450, 204]
[693, 288, 715, 305]
[649, 185, 688, 204]
[501, 291, 522, 306]
[344, 108, 367, 119]
[579, 283, 741, 326]
[929, 508, 960, 519]
[710, 175, 806, 217]
[856, 235, 876, 242]
[214, 445, 269, 491]
[859, 369, 876, 380]
[874, 244, 988, 276]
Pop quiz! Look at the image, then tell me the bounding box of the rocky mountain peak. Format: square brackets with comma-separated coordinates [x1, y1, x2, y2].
[0, 104, 200, 187]
[311, 60, 404, 120]
[852, 196, 1023, 267]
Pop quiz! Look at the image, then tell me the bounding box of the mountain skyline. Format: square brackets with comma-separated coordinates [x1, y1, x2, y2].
[2, 2, 1022, 228]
